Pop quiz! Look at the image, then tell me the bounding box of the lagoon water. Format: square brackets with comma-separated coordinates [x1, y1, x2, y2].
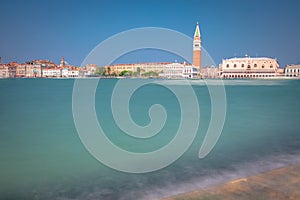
[0, 78, 300, 200]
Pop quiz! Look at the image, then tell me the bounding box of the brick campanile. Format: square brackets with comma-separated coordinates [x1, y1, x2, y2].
[61, 57, 65, 68]
[193, 22, 202, 72]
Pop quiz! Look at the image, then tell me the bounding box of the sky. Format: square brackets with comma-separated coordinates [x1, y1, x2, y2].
[0, 0, 300, 67]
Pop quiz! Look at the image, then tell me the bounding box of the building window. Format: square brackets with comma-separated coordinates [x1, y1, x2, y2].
[247, 65, 250, 69]
[241, 64, 244, 68]
[270, 65, 273, 68]
[262, 65, 265, 68]
[226, 64, 229, 68]
[254, 64, 257, 68]
[234, 64, 237, 68]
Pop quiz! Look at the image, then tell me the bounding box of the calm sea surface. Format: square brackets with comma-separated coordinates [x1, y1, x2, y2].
[0, 78, 300, 200]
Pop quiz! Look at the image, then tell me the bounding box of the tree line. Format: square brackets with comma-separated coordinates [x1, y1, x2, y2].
[94, 67, 159, 77]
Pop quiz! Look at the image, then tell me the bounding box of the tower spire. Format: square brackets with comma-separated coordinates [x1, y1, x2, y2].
[194, 21, 201, 38]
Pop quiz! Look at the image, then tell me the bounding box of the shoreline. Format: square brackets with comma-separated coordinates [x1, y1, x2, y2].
[1, 76, 300, 80]
[162, 163, 300, 200]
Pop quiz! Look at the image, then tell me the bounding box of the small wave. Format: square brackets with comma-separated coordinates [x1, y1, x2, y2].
[16, 152, 299, 200]
[154, 79, 288, 86]
[142, 152, 300, 200]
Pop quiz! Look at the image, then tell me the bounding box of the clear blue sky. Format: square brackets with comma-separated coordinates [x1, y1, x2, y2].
[0, 0, 300, 67]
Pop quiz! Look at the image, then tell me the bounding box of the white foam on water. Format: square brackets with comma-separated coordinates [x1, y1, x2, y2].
[141, 152, 300, 200]
[35, 152, 300, 200]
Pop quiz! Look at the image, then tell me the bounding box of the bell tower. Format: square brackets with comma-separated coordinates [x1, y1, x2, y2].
[193, 22, 202, 71]
[61, 57, 65, 68]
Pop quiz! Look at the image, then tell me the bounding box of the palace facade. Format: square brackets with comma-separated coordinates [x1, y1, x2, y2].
[219, 56, 279, 78]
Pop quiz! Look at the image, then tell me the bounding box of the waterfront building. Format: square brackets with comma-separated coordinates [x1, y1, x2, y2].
[83, 64, 98, 76]
[219, 55, 279, 78]
[109, 63, 135, 74]
[61, 68, 69, 77]
[107, 62, 171, 75]
[162, 63, 185, 78]
[68, 67, 80, 77]
[27, 60, 56, 78]
[28, 60, 57, 76]
[136, 62, 169, 74]
[202, 65, 219, 78]
[159, 62, 199, 78]
[16, 64, 42, 78]
[25, 64, 42, 77]
[193, 22, 202, 71]
[28, 60, 57, 68]
[0, 62, 42, 78]
[111, 63, 139, 74]
[3, 62, 19, 78]
[8, 66, 17, 78]
[16, 64, 26, 77]
[0, 58, 82, 78]
[182, 65, 199, 78]
[42, 66, 80, 78]
[42, 68, 61, 77]
[284, 64, 300, 77]
[0, 64, 8, 78]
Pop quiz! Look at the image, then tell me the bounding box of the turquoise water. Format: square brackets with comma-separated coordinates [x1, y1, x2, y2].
[0, 79, 300, 199]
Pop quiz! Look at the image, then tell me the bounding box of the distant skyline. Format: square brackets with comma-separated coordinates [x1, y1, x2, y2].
[1, 0, 300, 67]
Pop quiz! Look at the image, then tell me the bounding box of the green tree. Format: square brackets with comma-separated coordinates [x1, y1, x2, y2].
[142, 71, 159, 77]
[119, 70, 132, 76]
[107, 66, 111, 75]
[136, 67, 141, 76]
[111, 72, 117, 76]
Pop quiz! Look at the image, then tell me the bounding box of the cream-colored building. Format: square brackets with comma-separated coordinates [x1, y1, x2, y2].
[284, 64, 300, 77]
[202, 65, 219, 78]
[137, 62, 169, 73]
[163, 63, 185, 78]
[25, 64, 42, 77]
[42, 68, 61, 77]
[159, 63, 198, 78]
[0, 64, 8, 78]
[110, 63, 135, 74]
[0, 62, 42, 78]
[219, 56, 279, 78]
[107, 62, 171, 75]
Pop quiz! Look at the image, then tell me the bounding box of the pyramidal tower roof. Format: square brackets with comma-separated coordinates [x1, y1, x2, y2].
[194, 21, 201, 38]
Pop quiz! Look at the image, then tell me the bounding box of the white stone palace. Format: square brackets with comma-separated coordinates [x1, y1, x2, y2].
[219, 55, 279, 78]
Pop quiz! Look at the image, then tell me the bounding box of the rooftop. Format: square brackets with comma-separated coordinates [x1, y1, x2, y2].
[224, 56, 277, 61]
